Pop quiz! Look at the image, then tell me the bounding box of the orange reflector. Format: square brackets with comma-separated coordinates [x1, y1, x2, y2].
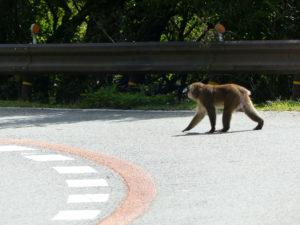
[215, 24, 226, 33]
[31, 24, 39, 34]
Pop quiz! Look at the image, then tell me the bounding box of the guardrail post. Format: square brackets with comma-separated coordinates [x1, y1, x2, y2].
[208, 24, 226, 85]
[128, 74, 142, 91]
[292, 75, 300, 100]
[21, 75, 32, 101]
[215, 24, 225, 42]
[22, 24, 39, 101]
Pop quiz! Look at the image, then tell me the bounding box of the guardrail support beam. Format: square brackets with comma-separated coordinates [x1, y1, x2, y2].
[0, 41, 299, 75]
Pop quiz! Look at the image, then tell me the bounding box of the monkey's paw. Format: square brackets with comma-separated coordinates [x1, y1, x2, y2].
[206, 129, 216, 134]
[219, 128, 229, 132]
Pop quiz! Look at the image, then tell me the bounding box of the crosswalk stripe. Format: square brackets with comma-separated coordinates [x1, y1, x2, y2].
[52, 210, 101, 221]
[0, 145, 37, 152]
[24, 154, 74, 161]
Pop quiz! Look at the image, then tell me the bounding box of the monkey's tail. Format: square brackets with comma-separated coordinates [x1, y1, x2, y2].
[243, 94, 264, 130]
[238, 86, 251, 96]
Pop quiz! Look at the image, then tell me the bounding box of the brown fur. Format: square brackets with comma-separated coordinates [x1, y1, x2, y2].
[183, 82, 264, 133]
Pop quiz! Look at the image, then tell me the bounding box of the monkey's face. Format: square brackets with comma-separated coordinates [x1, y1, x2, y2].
[187, 88, 193, 99]
[188, 85, 197, 101]
[187, 82, 202, 101]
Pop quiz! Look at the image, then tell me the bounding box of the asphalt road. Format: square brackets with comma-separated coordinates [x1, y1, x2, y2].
[0, 107, 299, 225]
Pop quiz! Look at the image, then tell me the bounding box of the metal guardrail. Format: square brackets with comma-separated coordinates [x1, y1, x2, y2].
[0, 40, 299, 74]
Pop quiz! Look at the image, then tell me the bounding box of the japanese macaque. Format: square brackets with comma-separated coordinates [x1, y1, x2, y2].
[182, 82, 264, 133]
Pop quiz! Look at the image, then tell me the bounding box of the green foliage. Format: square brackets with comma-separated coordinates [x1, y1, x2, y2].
[0, 76, 20, 100]
[1, 0, 298, 43]
[0, 0, 299, 105]
[52, 75, 91, 104]
[0, 100, 70, 109]
[80, 86, 176, 109]
[0, 98, 298, 111]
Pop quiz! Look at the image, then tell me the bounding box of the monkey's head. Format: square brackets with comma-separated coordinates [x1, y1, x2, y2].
[187, 82, 204, 101]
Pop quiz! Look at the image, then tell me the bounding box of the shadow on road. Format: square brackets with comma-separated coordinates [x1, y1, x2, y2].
[0, 107, 196, 129]
[173, 129, 254, 137]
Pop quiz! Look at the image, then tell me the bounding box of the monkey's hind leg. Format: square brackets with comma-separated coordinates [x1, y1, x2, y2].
[220, 110, 233, 132]
[243, 95, 264, 130]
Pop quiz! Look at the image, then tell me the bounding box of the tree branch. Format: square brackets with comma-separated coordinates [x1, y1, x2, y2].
[45, 0, 58, 31]
[90, 13, 115, 43]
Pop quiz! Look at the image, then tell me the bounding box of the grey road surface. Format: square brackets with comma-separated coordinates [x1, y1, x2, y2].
[0, 107, 299, 225]
[0, 143, 126, 225]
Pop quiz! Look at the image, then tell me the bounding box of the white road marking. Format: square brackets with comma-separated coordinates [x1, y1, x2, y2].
[52, 210, 101, 221]
[66, 179, 108, 187]
[0, 145, 37, 152]
[21, 152, 37, 155]
[67, 194, 110, 203]
[2, 144, 112, 223]
[53, 166, 98, 174]
[24, 154, 74, 161]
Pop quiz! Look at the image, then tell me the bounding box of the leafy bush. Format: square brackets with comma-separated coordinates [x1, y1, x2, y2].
[80, 86, 176, 109]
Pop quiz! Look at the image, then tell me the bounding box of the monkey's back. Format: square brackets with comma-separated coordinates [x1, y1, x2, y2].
[206, 84, 245, 108]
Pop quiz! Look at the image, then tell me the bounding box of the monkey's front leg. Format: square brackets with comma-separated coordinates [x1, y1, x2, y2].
[206, 106, 216, 133]
[182, 106, 206, 132]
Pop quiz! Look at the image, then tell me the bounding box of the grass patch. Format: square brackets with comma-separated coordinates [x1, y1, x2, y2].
[79, 86, 181, 109]
[256, 99, 300, 111]
[0, 90, 299, 112]
[0, 100, 76, 109]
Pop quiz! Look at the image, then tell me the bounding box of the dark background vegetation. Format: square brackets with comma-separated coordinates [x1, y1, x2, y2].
[0, 0, 299, 107]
